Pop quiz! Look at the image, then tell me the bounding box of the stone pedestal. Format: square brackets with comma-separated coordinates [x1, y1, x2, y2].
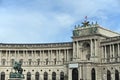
[8, 78, 24, 80]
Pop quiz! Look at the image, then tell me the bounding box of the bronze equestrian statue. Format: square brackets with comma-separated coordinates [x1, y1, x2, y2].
[9, 61, 24, 79]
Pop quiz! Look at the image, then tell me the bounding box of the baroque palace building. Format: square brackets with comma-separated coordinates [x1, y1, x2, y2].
[0, 20, 120, 80]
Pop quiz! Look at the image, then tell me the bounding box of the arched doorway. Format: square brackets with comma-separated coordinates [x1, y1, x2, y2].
[35, 72, 39, 80]
[91, 68, 96, 80]
[27, 72, 31, 80]
[44, 72, 48, 80]
[115, 70, 119, 80]
[60, 72, 64, 80]
[107, 70, 111, 80]
[52, 72, 56, 80]
[1, 72, 5, 80]
[72, 68, 78, 80]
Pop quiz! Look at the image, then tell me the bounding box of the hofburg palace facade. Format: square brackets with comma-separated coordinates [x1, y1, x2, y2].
[0, 20, 120, 80]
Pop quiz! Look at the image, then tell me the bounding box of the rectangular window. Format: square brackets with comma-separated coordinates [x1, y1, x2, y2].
[19, 59, 23, 64]
[11, 59, 15, 65]
[28, 59, 32, 65]
[46, 58, 48, 65]
[37, 59, 40, 65]
[2, 59, 6, 66]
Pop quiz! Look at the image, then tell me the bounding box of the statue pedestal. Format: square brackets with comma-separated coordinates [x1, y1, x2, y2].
[8, 78, 24, 80]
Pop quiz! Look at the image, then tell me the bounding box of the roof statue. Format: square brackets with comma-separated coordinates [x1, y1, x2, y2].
[81, 16, 90, 27]
[9, 61, 24, 79]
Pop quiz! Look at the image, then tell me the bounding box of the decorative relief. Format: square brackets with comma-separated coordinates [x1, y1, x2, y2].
[73, 27, 98, 37]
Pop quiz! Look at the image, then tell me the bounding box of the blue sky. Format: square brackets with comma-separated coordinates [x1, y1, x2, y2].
[0, 0, 120, 43]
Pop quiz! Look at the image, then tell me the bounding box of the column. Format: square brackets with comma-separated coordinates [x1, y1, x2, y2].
[17, 50, 19, 62]
[118, 44, 120, 56]
[67, 49, 69, 61]
[6, 50, 8, 60]
[50, 50, 52, 63]
[101, 46, 104, 62]
[110, 45, 112, 62]
[15, 50, 17, 60]
[8, 50, 10, 65]
[58, 50, 60, 64]
[73, 42, 76, 58]
[113, 44, 115, 61]
[118, 44, 120, 61]
[48, 50, 51, 65]
[111, 72, 115, 80]
[77, 41, 79, 58]
[56, 50, 58, 65]
[68, 69, 72, 80]
[64, 49, 67, 61]
[0, 50, 1, 65]
[32, 50, 35, 65]
[40, 50, 43, 65]
[24, 50, 27, 66]
[94, 39, 97, 57]
[39, 50, 41, 65]
[43, 50, 44, 65]
[104, 46, 107, 62]
[91, 39, 93, 57]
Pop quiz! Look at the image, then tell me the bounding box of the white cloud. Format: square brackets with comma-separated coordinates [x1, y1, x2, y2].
[0, 0, 119, 43]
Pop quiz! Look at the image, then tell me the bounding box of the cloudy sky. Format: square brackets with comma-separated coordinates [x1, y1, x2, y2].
[0, 0, 120, 43]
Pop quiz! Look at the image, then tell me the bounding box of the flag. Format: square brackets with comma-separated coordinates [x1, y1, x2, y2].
[85, 16, 87, 19]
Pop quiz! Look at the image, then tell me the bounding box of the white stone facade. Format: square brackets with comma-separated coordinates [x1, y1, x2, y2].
[0, 21, 120, 80]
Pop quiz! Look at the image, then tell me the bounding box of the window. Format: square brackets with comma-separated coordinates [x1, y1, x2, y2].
[62, 58, 65, 64]
[11, 59, 15, 65]
[28, 59, 32, 65]
[115, 70, 119, 80]
[35, 72, 39, 80]
[60, 72, 64, 80]
[37, 59, 40, 65]
[1, 72, 5, 80]
[44, 72, 48, 80]
[28, 51, 32, 56]
[54, 58, 56, 65]
[72, 68, 78, 80]
[2, 59, 6, 66]
[46, 58, 48, 65]
[107, 70, 111, 80]
[52, 72, 56, 80]
[19, 59, 23, 64]
[27, 72, 31, 80]
[19, 51, 23, 57]
[36, 51, 40, 56]
[91, 68, 96, 80]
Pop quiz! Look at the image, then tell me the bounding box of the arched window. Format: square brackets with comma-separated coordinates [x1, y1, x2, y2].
[35, 72, 39, 80]
[52, 72, 56, 80]
[72, 68, 78, 80]
[1, 72, 5, 80]
[82, 42, 91, 60]
[60, 72, 64, 80]
[27, 72, 31, 80]
[44, 72, 48, 80]
[91, 68, 96, 80]
[107, 70, 111, 80]
[115, 70, 119, 80]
